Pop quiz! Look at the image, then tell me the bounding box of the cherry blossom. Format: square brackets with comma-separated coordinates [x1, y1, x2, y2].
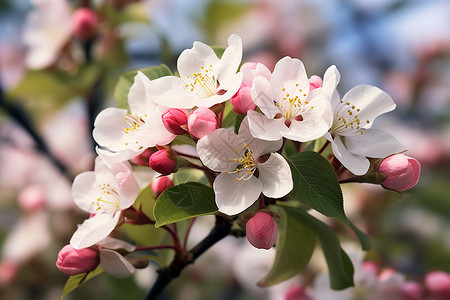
[248, 56, 332, 142]
[147, 34, 243, 109]
[196, 117, 292, 215]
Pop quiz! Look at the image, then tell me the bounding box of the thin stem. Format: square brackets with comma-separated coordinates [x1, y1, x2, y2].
[257, 195, 265, 210]
[318, 140, 330, 154]
[161, 225, 181, 250]
[183, 217, 197, 250]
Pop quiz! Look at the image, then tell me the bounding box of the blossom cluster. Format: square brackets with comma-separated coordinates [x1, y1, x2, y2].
[56, 34, 420, 290]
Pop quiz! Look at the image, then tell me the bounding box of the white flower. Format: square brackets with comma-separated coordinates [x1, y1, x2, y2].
[22, 0, 72, 69]
[97, 237, 136, 278]
[147, 34, 243, 109]
[93, 72, 175, 161]
[323, 67, 406, 176]
[248, 56, 332, 142]
[196, 117, 293, 215]
[70, 155, 139, 249]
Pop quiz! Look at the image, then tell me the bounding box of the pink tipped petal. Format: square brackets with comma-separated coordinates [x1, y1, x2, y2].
[72, 171, 97, 213]
[128, 72, 151, 114]
[332, 135, 370, 176]
[247, 110, 287, 141]
[251, 76, 278, 118]
[345, 129, 407, 158]
[99, 249, 135, 278]
[342, 85, 396, 124]
[116, 170, 139, 209]
[404, 157, 421, 190]
[213, 173, 263, 216]
[70, 212, 121, 249]
[258, 153, 293, 198]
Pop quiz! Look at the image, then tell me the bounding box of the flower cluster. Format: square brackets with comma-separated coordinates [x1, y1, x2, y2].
[58, 34, 421, 296]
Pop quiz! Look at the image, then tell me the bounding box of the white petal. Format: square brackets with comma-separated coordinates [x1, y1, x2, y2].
[322, 65, 340, 100]
[177, 41, 219, 79]
[196, 72, 243, 108]
[70, 212, 121, 249]
[271, 57, 309, 102]
[285, 117, 330, 142]
[128, 71, 151, 114]
[238, 116, 282, 157]
[215, 34, 243, 84]
[214, 173, 262, 215]
[138, 106, 175, 147]
[98, 237, 136, 252]
[147, 76, 198, 109]
[345, 129, 407, 158]
[251, 76, 278, 118]
[99, 249, 135, 278]
[72, 171, 98, 213]
[96, 147, 141, 164]
[342, 85, 396, 125]
[247, 110, 287, 141]
[93, 108, 129, 152]
[331, 135, 370, 176]
[257, 153, 293, 198]
[196, 129, 245, 172]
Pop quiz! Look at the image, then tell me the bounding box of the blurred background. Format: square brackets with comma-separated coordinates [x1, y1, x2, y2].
[0, 0, 449, 299]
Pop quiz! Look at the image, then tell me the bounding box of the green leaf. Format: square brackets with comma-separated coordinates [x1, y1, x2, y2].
[348, 220, 371, 251]
[154, 182, 217, 227]
[287, 151, 346, 221]
[61, 267, 104, 299]
[233, 114, 245, 134]
[113, 64, 172, 110]
[221, 100, 236, 129]
[258, 205, 316, 287]
[281, 206, 354, 290]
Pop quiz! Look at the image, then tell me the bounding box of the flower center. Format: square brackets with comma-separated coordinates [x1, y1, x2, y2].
[330, 100, 370, 135]
[121, 113, 147, 149]
[224, 144, 257, 181]
[276, 84, 310, 119]
[185, 65, 218, 98]
[92, 183, 120, 212]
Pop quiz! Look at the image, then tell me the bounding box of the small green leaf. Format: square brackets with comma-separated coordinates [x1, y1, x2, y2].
[113, 64, 172, 110]
[61, 267, 104, 299]
[221, 100, 236, 129]
[288, 207, 354, 290]
[348, 220, 371, 251]
[154, 182, 217, 227]
[258, 205, 316, 287]
[287, 151, 346, 221]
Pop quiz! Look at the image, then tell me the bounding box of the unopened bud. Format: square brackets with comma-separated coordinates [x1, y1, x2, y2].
[425, 271, 450, 300]
[285, 285, 310, 300]
[72, 8, 98, 40]
[309, 75, 323, 91]
[400, 281, 422, 300]
[230, 84, 256, 114]
[187, 107, 218, 139]
[148, 149, 177, 175]
[0, 260, 17, 287]
[161, 108, 189, 135]
[246, 212, 278, 250]
[377, 154, 421, 191]
[56, 245, 99, 276]
[151, 176, 174, 198]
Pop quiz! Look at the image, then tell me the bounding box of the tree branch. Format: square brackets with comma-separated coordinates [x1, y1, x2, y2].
[144, 215, 232, 300]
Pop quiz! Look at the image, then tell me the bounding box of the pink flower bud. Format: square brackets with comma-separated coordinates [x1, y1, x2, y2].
[230, 84, 256, 114]
[187, 108, 218, 139]
[362, 261, 380, 275]
[72, 8, 98, 40]
[151, 176, 174, 198]
[309, 75, 323, 91]
[130, 148, 154, 166]
[148, 149, 177, 175]
[240, 62, 257, 71]
[400, 281, 422, 300]
[246, 212, 278, 250]
[18, 184, 46, 212]
[56, 245, 99, 276]
[0, 260, 17, 287]
[161, 108, 189, 135]
[425, 271, 450, 300]
[377, 154, 421, 191]
[285, 285, 310, 300]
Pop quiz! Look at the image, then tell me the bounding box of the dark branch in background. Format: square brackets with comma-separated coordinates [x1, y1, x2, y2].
[0, 84, 69, 176]
[145, 215, 232, 300]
